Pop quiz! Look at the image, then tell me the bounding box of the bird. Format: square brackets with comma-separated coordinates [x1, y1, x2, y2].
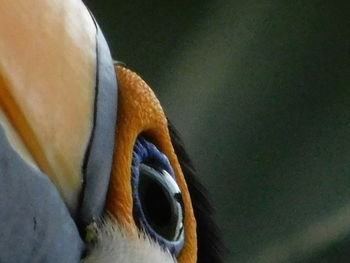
[0, 0, 223, 262]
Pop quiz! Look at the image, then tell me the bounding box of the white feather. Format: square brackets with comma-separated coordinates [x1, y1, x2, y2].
[81, 219, 176, 263]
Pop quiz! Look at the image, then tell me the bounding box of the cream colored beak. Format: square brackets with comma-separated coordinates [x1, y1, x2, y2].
[0, 0, 97, 213]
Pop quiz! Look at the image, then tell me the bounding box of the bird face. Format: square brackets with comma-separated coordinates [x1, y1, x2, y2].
[0, 1, 221, 262]
[80, 66, 197, 263]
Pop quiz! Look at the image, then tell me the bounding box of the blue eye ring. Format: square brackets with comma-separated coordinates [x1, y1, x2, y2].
[131, 137, 185, 256]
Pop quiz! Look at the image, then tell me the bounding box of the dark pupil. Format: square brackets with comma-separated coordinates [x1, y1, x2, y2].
[138, 169, 177, 240]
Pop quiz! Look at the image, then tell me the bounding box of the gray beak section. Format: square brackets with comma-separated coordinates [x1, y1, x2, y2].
[79, 18, 118, 226]
[0, 125, 84, 263]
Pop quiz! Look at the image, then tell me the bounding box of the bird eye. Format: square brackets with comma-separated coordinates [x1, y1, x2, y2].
[132, 137, 185, 255]
[138, 164, 184, 241]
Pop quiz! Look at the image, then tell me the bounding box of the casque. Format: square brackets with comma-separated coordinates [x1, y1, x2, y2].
[0, 1, 223, 262]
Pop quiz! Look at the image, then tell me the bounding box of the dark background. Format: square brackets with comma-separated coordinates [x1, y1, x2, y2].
[85, 1, 350, 262]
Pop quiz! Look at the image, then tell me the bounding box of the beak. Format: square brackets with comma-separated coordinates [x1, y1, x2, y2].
[0, 0, 97, 210]
[0, 0, 117, 262]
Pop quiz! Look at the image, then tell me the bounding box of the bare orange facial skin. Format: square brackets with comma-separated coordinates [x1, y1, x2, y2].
[106, 66, 197, 263]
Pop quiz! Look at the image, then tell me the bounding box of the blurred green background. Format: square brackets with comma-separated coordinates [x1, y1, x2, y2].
[85, 1, 350, 262]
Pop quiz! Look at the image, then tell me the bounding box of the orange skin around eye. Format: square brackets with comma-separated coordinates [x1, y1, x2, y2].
[106, 66, 197, 263]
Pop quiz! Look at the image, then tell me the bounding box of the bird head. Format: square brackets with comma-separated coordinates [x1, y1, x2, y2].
[0, 1, 222, 262]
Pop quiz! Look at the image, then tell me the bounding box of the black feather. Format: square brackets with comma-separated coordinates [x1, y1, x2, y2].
[168, 121, 225, 263]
